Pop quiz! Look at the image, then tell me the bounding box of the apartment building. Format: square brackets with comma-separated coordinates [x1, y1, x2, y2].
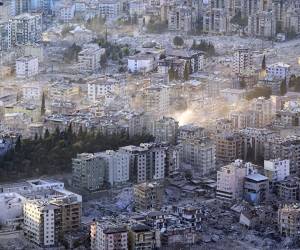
[168, 6, 192, 32]
[12, 0, 32, 15]
[151, 116, 178, 145]
[250, 97, 274, 127]
[233, 48, 253, 75]
[180, 138, 216, 177]
[128, 53, 158, 73]
[264, 136, 300, 175]
[128, 224, 155, 250]
[178, 124, 205, 143]
[91, 221, 128, 250]
[215, 131, 242, 164]
[87, 77, 119, 103]
[244, 173, 269, 204]
[266, 62, 290, 80]
[97, 0, 122, 20]
[96, 150, 130, 187]
[78, 43, 105, 73]
[11, 13, 42, 46]
[264, 159, 290, 182]
[277, 176, 300, 201]
[216, 159, 248, 201]
[134, 182, 164, 211]
[203, 8, 230, 34]
[58, 4, 75, 23]
[142, 85, 170, 119]
[119, 143, 167, 183]
[22, 83, 42, 102]
[72, 153, 106, 192]
[23, 200, 61, 248]
[240, 127, 277, 162]
[248, 10, 276, 38]
[0, 22, 12, 51]
[16, 56, 39, 78]
[278, 204, 300, 237]
[0, 179, 81, 235]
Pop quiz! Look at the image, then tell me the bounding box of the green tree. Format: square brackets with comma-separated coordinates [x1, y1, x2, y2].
[240, 78, 246, 89]
[100, 53, 107, 68]
[44, 129, 50, 139]
[262, 55, 266, 70]
[173, 36, 184, 47]
[41, 92, 46, 116]
[15, 136, 21, 152]
[280, 79, 287, 96]
[184, 62, 190, 81]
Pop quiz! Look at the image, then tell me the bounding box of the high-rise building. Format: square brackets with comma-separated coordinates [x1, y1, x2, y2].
[91, 221, 128, 250]
[23, 200, 61, 248]
[23, 189, 81, 248]
[78, 43, 105, 73]
[151, 116, 178, 145]
[16, 56, 39, 78]
[264, 159, 290, 182]
[264, 136, 300, 175]
[142, 85, 170, 119]
[278, 204, 300, 237]
[96, 150, 130, 187]
[168, 6, 192, 32]
[216, 159, 249, 201]
[233, 48, 253, 75]
[133, 182, 164, 211]
[128, 224, 155, 250]
[180, 138, 216, 177]
[72, 153, 107, 192]
[0, 22, 12, 51]
[215, 131, 242, 164]
[11, 13, 42, 46]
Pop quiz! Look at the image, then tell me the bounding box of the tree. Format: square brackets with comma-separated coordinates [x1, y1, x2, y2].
[240, 78, 246, 89]
[44, 129, 50, 139]
[41, 92, 46, 116]
[173, 36, 184, 47]
[184, 62, 190, 81]
[246, 86, 272, 100]
[100, 53, 107, 68]
[168, 65, 175, 81]
[15, 136, 21, 152]
[262, 55, 266, 70]
[280, 79, 287, 96]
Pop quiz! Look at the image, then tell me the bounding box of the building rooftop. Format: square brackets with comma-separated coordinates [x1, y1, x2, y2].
[245, 174, 268, 182]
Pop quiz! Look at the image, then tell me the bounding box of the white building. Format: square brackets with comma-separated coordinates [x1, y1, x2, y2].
[216, 159, 254, 201]
[16, 56, 38, 78]
[142, 85, 170, 118]
[23, 200, 60, 247]
[128, 53, 157, 73]
[0, 179, 65, 194]
[233, 48, 253, 75]
[96, 150, 130, 186]
[78, 43, 105, 73]
[72, 153, 106, 191]
[266, 62, 290, 80]
[220, 88, 246, 102]
[98, 0, 122, 20]
[58, 4, 75, 23]
[87, 77, 119, 103]
[264, 159, 290, 182]
[11, 13, 42, 45]
[22, 83, 42, 102]
[91, 221, 128, 250]
[180, 138, 216, 177]
[0, 193, 25, 225]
